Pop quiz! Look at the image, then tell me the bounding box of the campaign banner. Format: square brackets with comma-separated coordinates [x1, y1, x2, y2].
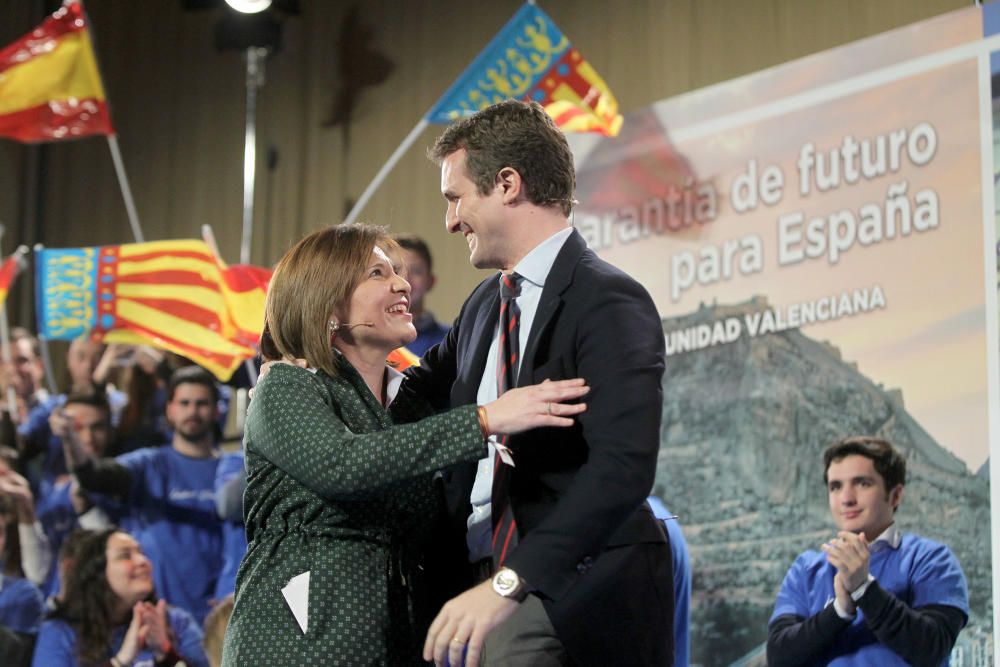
[570, 5, 998, 665]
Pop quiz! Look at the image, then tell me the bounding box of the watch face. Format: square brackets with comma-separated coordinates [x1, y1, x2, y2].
[494, 569, 519, 595]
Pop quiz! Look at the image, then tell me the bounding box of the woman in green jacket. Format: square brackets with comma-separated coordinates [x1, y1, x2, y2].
[221, 224, 587, 666]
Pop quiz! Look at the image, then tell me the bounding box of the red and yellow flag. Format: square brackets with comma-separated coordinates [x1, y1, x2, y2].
[0, 1, 114, 143]
[426, 3, 623, 137]
[0, 255, 22, 306]
[36, 240, 270, 381]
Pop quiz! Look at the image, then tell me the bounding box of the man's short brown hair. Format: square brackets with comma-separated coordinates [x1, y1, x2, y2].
[823, 436, 906, 491]
[429, 100, 576, 217]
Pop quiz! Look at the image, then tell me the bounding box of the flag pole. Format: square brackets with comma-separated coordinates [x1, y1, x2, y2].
[240, 47, 268, 265]
[343, 118, 430, 225]
[106, 134, 145, 243]
[30, 243, 58, 395]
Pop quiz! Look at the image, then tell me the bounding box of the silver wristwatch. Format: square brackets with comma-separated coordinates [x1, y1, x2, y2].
[492, 567, 528, 603]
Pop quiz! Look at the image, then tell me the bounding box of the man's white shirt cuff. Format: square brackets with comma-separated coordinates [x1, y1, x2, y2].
[833, 597, 856, 620]
[850, 574, 875, 602]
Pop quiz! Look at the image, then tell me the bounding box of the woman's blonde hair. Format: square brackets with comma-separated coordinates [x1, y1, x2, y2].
[263, 223, 399, 377]
[203, 594, 234, 667]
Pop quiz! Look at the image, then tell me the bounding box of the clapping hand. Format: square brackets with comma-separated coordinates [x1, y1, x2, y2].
[821, 531, 870, 613]
[112, 600, 177, 666]
[137, 599, 175, 660]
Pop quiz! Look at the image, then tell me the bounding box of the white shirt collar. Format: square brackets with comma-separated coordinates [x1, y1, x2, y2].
[510, 227, 574, 289]
[384, 365, 404, 406]
[869, 522, 902, 552]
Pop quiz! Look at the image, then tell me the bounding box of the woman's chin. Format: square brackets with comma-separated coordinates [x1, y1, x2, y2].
[120, 589, 152, 608]
[387, 328, 418, 350]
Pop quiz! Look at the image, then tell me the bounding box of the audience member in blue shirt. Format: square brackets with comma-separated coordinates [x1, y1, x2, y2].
[69, 367, 223, 624]
[768, 436, 968, 667]
[648, 494, 691, 667]
[32, 528, 208, 667]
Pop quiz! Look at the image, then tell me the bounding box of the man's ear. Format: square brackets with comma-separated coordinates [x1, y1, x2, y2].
[495, 167, 523, 205]
[889, 484, 904, 512]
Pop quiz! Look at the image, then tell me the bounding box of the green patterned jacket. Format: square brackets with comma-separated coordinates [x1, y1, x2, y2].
[222, 361, 484, 666]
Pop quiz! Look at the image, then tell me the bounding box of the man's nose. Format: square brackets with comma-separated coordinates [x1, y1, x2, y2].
[77, 432, 93, 450]
[445, 204, 460, 233]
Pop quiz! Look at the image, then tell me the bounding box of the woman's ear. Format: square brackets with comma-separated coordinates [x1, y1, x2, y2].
[328, 307, 345, 342]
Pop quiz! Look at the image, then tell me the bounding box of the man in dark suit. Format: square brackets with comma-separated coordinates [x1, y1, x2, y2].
[414, 100, 672, 667]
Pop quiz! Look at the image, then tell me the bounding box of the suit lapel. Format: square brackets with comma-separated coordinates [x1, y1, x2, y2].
[453, 277, 501, 404]
[518, 231, 586, 387]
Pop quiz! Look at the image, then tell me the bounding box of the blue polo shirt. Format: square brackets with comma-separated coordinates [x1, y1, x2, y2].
[771, 533, 968, 666]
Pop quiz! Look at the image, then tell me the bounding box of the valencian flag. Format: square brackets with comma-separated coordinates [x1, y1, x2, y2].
[0, 255, 22, 307]
[36, 240, 271, 381]
[0, 1, 114, 142]
[425, 3, 623, 136]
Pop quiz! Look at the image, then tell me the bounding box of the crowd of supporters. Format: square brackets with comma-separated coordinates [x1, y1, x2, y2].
[0, 330, 244, 667]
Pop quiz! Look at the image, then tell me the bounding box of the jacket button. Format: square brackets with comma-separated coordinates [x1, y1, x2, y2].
[576, 563, 587, 574]
[582, 556, 594, 567]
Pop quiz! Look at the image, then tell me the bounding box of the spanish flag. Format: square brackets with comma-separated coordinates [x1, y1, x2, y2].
[425, 3, 622, 137]
[0, 1, 114, 143]
[36, 240, 270, 381]
[0, 255, 21, 307]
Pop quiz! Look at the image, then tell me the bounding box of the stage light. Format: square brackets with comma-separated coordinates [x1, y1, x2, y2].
[224, 0, 271, 14]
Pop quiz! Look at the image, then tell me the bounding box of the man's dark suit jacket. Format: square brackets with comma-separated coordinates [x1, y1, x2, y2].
[406, 230, 674, 666]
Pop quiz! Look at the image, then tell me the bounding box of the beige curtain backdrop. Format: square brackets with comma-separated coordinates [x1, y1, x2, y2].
[0, 0, 968, 337]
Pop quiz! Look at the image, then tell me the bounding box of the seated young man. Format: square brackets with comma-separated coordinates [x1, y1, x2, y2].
[767, 436, 968, 666]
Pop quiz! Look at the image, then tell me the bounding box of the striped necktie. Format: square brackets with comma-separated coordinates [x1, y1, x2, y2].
[492, 272, 522, 567]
